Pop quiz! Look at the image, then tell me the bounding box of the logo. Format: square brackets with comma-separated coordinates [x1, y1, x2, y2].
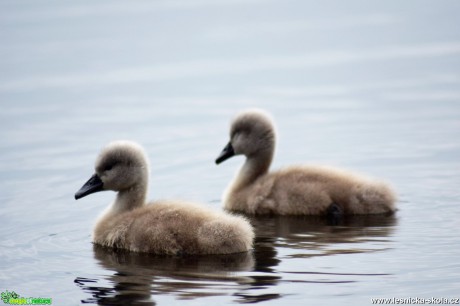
[1, 290, 52, 305]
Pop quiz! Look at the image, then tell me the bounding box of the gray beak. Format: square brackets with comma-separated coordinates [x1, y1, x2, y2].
[75, 174, 104, 200]
[215, 142, 235, 164]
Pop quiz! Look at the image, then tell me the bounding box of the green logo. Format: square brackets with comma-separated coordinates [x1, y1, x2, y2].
[1, 291, 52, 305]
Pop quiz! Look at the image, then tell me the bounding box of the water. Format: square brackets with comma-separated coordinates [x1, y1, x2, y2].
[1, 0, 460, 305]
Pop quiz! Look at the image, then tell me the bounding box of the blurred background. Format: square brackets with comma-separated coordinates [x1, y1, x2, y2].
[1, 0, 459, 305]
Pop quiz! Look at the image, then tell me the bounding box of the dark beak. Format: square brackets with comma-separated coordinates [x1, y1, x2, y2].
[75, 174, 104, 200]
[215, 142, 235, 164]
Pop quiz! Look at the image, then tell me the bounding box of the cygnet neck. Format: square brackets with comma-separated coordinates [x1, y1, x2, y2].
[112, 182, 148, 214]
[235, 149, 273, 190]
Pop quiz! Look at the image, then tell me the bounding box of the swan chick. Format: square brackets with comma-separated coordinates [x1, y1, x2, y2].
[75, 140, 254, 255]
[215, 109, 397, 216]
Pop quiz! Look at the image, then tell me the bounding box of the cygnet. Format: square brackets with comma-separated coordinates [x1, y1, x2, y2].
[215, 109, 396, 218]
[75, 141, 254, 255]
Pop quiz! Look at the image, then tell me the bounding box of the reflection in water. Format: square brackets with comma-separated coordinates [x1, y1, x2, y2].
[76, 214, 396, 304]
[76, 245, 254, 305]
[234, 214, 397, 303]
[250, 214, 397, 261]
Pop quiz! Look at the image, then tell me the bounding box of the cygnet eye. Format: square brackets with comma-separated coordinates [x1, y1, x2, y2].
[104, 164, 114, 171]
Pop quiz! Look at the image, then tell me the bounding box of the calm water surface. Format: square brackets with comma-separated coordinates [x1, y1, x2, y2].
[1, 1, 460, 305]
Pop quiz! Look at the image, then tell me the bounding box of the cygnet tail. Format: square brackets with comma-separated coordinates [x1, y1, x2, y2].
[350, 181, 397, 214]
[198, 217, 254, 254]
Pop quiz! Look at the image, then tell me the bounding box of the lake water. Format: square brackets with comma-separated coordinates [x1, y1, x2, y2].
[1, 1, 460, 305]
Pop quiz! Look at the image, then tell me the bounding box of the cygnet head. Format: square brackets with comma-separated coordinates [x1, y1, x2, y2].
[75, 141, 149, 200]
[216, 109, 276, 164]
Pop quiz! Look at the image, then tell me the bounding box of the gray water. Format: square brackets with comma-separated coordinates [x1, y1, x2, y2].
[1, 1, 460, 305]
